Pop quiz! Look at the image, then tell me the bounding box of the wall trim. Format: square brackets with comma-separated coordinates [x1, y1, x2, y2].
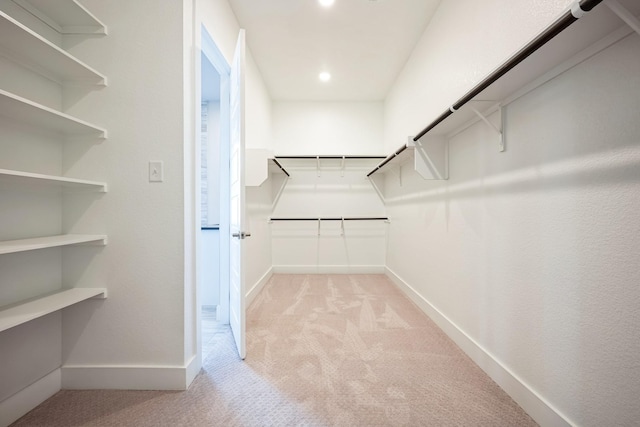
[246, 266, 273, 306]
[0, 368, 61, 427]
[185, 354, 200, 389]
[384, 267, 574, 427]
[273, 265, 386, 274]
[61, 363, 196, 391]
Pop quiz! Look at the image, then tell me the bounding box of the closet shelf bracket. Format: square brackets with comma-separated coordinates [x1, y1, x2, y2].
[470, 105, 505, 152]
[606, 0, 640, 36]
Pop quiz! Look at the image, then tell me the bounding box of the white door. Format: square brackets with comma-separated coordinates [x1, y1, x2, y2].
[229, 29, 247, 359]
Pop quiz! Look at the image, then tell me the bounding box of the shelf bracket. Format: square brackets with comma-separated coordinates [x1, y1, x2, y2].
[316, 156, 321, 177]
[340, 217, 345, 236]
[340, 156, 345, 177]
[413, 136, 448, 180]
[470, 106, 504, 152]
[317, 218, 321, 236]
[606, 0, 640, 37]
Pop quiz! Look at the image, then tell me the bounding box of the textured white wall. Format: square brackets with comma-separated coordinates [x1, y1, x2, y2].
[273, 101, 384, 155]
[60, 0, 186, 369]
[383, 0, 640, 425]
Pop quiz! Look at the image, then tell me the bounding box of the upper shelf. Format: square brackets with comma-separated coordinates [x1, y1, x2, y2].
[0, 11, 106, 85]
[0, 89, 107, 139]
[0, 287, 107, 333]
[370, 0, 640, 177]
[0, 168, 107, 192]
[12, 0, 106, 35]
[0, 234, 107, 255]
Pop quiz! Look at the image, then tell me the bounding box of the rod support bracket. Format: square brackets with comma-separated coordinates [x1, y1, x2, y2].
[471, 106, 505, 152]
[606, 0, 640, 37]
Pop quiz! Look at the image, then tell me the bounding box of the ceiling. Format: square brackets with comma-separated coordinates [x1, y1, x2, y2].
[228, 0, 442, 101]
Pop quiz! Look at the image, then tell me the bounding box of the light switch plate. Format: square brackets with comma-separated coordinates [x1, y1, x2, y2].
[149, 161, 163, 182]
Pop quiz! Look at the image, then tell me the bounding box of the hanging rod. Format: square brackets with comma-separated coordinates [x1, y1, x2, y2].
[270, 217, 389, 221]
[412, 0, 603, 142]
[270, 158, 290, 177]
[275, 155, 386, 160]
[366, 144, 410, 177]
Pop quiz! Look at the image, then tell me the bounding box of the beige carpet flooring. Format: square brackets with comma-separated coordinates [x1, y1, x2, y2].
[12, 274, 537, 426]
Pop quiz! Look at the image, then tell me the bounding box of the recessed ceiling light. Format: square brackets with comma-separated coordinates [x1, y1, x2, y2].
[318, 0, 335, 7]
[319, 72, 331, 82]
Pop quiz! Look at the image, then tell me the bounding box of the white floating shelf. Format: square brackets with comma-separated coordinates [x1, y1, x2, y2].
[0, 11, 106, 85]
[0, 288, 106, 333]
[0, 89, 106, 138]
[12, 0, 106, 35]
[0, 234, 107, 255]
[0, 168, 107, 192]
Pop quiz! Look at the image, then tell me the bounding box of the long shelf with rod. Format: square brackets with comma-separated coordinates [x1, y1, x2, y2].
[369, 0, 640, 178]
[270, 217, 390, 236]
[276, 156, 386, 160]
[270, 217, 389, 221]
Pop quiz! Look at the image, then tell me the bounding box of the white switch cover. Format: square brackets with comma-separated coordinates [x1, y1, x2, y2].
[149, 161, 164, 182]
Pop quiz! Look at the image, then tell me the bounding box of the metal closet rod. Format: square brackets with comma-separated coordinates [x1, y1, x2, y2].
[276, 155, 386, 159]
[270, 158, 290, 177]
[270, 217, 389, 221]
[367, 144, 409, 177]
[412, 0, 603, 142]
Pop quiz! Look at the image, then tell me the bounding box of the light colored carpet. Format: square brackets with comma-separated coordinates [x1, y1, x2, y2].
[11, 274, 537, 426]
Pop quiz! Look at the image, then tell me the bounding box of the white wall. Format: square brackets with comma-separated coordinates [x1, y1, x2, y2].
[383, 1, 640, 425]
[60, 0, 187, 379]
[273, 101, 384, 155]
[270, 101, 386, 272]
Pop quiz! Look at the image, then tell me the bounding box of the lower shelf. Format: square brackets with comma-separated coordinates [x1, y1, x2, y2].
[0, 234, 107, 255]
[0, 288, 107, 332]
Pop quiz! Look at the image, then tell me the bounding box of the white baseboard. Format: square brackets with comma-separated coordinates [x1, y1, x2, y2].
[384, 267, 573, 427]
[246, 267, 273, 306]
[185, 354, 200, 389]
[273, 265, 386, 274]
[0, 368, 61, 427]
[61, 363, 195, 391]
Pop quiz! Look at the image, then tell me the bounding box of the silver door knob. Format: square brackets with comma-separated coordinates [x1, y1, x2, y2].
[232, 231, 251, 239]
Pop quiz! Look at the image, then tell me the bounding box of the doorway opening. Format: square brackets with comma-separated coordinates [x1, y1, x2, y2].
[199, 27, 231, 361]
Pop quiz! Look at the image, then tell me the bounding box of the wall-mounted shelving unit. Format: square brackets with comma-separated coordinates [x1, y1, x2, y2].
[11, 0, 107, 35]
[0, 89, 107, 138]
[0, 234, 107, 255]
[0, 11, 106, 85]
[0, 287, 107, 333]
[0, 1, 109, 413]
[370, 0, 640, 179]
[0, 168, 107, 192]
